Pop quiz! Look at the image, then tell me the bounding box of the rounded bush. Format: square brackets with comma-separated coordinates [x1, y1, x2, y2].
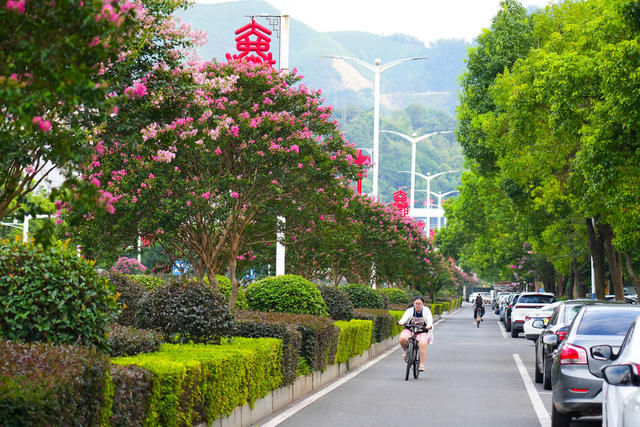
[106, 324, 163, 357]
[135, 278, 233, 344]
[342, 283, 384, 309]
[205, 275, 249, 310]
[246, 275, 329, 316]
[318, 286, 354, 320]
[103, 272, 147, 326]
[379, 288, 411, 304]
[0, 240, 118, 350]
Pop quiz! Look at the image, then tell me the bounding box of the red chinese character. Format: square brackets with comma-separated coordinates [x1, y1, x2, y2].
[225, 19, 276, 67]
[355, 149, 370, 194]
[393, 190, 409, 216]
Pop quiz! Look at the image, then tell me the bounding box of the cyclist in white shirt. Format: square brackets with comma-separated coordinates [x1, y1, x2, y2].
[398, 296, 434, 371]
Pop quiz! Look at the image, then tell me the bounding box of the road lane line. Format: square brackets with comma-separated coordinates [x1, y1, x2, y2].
[513, 353, 550, 427]
[498, 321, 508, 339]
[263, 315, 449, 426]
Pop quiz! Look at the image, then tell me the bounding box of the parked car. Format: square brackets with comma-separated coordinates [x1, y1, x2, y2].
[600, 313, 640, 427]
[510, 292, 556, 338]
[479, 292, 492, 305]
[548, 305, 640, 426]
[493, 292, 510, 313]
[504, 293, 520, 331]
[523, 301, 561, 341]
[498, 292, 514, 323]
[605, 294, 638, 304]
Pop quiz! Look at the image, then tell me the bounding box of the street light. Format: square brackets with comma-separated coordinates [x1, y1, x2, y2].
[428, 190, 458, 229]
[320, 55, 427, 200]
[381, 130, 453, 214]
[399, 169, 459, 231]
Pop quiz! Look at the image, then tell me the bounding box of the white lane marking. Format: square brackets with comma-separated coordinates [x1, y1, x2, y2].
[498, 321, 508, 339]
[513, 353, 551, 427]
[263, 315, 449, 426]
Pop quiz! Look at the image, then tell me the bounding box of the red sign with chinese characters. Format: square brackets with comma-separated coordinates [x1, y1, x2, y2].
[225, 19, 276, 66]
[355, 149, 370, 194]
[392, 190, 409, 216]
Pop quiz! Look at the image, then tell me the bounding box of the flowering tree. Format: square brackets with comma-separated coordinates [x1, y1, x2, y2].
[77, 61, 363, 308]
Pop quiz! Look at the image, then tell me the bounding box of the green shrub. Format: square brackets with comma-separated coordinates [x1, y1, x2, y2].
[296, 357, 312, 376]
[0, 239, 118, 350]
[353, 309, 395, 342]
[0, 340, 110, 426]
[112, 339, 282, 424]
[430, 303, 442, 315]
[246, 275, 329, 316]
[135, 278, 233, 344]
[127, 274, 165, 291]
[333, 320, 372, 364]
[388, 310, 405, 336]
[206, 275, 249, 310]
[109, 364, 154, 427]
[378, 290, 390, 309]
[233, 312, 302, 385]
[107, 324, 163, 357]
[440, 301, 450, 312]
[236, 310, 338, 373]
[318, 285, 354, 320]
[389, 303, 412, 311]
[404, 288, 423, 300]
[379, 288, 411, 304]
[342, 284, 384, 309]
[104, 271, 147, 326]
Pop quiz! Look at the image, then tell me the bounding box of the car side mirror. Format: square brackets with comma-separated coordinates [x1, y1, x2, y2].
[591, 345, 613, 361]
[532, 320, 545, 329]
[542, 334, 559, 346]
[601, 364, 637, 386]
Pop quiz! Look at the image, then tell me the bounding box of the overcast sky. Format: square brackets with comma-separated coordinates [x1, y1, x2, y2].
[196, 0, 555, 45]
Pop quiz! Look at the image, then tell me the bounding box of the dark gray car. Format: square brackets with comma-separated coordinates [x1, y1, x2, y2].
[549, 305, 640, 427]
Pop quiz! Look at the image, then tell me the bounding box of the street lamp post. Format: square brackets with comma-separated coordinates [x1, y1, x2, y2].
[381, 130, 453, 215]
[430, 190, 458, 229]
[321, 55, 426, 200]
[399, 170, 459, 232]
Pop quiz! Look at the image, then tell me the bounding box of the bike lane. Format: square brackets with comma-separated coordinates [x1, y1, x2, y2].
[259, 305, 543, 427]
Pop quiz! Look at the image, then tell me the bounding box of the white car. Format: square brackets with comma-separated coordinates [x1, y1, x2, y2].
[509, 292, 556, 338]
[601, 314, 640, 427]
[522, 301, 561, 341]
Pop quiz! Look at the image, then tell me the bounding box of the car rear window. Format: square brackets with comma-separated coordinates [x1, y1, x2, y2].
[517, 295, 555, 304]
[564, 305, 584, 323]
[576, 308, 640, 335]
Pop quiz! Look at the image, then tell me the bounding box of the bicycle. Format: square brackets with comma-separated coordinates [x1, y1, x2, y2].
[404, 323, 426, 380]
[474, 306, 484, 328]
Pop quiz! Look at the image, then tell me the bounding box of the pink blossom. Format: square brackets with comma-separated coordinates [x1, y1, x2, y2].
[230, 192, 239, 199]
[124, 81, 148, 98]
[187, 200, 191, 206]
[6, 0, 25, 14]
[297, 163, 303, 168]
[509, 265, 517, 269]
[25, 165, 35, 175]
[214, 147, 222, 155]
[32, 116, 52, 132]
[237, 255, 245, 261]
[89, 36, 101, 47]
[202, 192, 210, 200]
[272, 180, 278, 185]
[289, 144, 299, 153]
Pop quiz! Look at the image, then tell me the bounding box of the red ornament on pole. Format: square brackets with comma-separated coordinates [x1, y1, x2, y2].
[354, 149, 370, 195]
[225, 19, 277, 66]
[392, 190, 409, 216]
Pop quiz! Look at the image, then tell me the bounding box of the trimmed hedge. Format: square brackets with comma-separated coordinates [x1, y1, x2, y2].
[379, 288, 410, 304]
[318, 285, 354, 321]
[388, 310, 405, 336]
[246, 275, 329, 316]
[0, 340, 110, 426]
[333, 320, 372, 364]
[107, 324, 164, 357]
[342, 284, 384, 309]
[233, 312, 302, 385]
[0, 240, 118, 350]
[108, 364, 154, 427]
[389, 303, 412, 311]
[430, 303, 443, 315]
[235, 310, 338, 373]
[353, 309, 395, 343]
[112, 339, 282, 425]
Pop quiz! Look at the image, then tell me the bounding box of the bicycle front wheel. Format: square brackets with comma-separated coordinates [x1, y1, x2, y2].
[413, 346, 420, 379]
[405, 342, 414, 381]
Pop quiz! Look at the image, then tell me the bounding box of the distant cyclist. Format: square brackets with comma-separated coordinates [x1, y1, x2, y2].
[398, 296, 433, 371]
[473, 294, 485, 324]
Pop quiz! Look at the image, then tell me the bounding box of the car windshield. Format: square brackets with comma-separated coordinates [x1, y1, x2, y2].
[576, 308, 640, 335]
[564, 305, 584, 323]
[518, 295, 555, 304]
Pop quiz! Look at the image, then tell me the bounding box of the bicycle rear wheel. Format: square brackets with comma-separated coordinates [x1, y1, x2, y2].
[405, 342, 414, 381]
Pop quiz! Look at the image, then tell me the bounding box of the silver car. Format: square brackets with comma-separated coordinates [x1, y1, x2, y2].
[549, 305, 640, 427]
[600, 313, 640, 427]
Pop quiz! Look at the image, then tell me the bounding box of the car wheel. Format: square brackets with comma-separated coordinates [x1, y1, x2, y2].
[534, 348, 543, 383]
[543, 356, 552, 390]
[511, 327, 518, 338]
[551, 403, 571, 427]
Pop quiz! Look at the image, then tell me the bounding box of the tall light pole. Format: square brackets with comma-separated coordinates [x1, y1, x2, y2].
[430, 190, 458, 229]
[399, 170, 459, 232]
[321, 55, 426, 200]
[381, 130, 453, 215]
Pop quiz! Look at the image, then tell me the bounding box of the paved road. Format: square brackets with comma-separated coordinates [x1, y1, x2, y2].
[260, 304, 603, 427]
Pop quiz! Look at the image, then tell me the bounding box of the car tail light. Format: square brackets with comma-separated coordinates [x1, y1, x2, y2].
[525, 316, 530, 320]
[631, 363, 640, 376]
[559, 344, 588, 365]
[570, 388, 589, 393]
[556, 328, 568, 342]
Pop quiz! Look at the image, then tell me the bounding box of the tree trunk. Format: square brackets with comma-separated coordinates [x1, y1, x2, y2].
[556, 275, 568, 298]
[625, 251, 640, 298]
[571, 257, 586, 299]
[585, 217, 607, 299]
[227, 257, 239, 312]
[598, 222, 625, 301]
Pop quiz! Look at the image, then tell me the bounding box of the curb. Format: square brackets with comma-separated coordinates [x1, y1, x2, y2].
[201, 311, 454, 427]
